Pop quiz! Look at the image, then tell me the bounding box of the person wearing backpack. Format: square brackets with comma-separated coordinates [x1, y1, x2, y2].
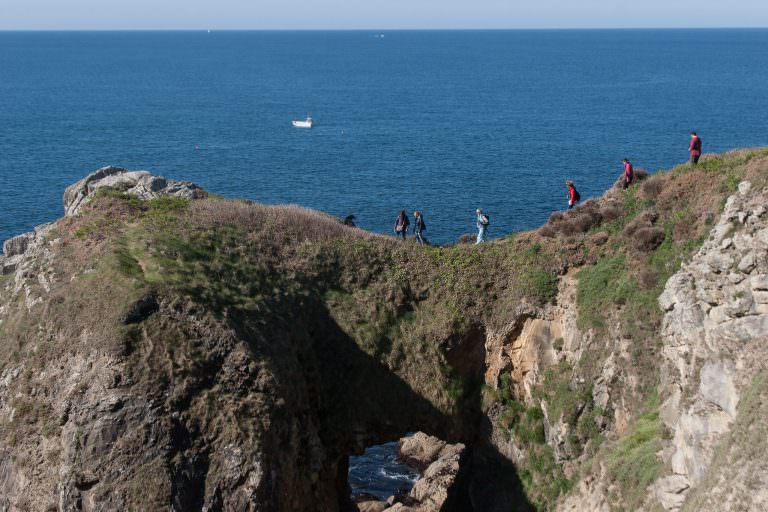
[622, 159, 634, 189]
[566, 181, 580, 209]
[476, 208, 489, 244]
[413, 211, 427, 245]
[394, 210, 410, 240]
[689, 131, 702, 167]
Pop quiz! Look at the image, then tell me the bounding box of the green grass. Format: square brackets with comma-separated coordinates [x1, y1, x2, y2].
[575, 253, 664, 341]
[522, 266, 559, 304]
[535, 360, 579, 422]
[520, 443, 574, 510]
[492, 363, 581, 510]
[607, 392, 662, 509]
[91, 188, 143, 207]
[114, 239, 144, 280]
[576, 255, 637, 330]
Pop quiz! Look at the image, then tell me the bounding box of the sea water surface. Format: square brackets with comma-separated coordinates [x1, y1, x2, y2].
[349, 439, 419, 501]
[2, 30, 768, 245]
[2, 29, 767, 496]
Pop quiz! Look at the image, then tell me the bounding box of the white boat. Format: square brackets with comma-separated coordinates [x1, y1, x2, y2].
[292, 115, 313, 129]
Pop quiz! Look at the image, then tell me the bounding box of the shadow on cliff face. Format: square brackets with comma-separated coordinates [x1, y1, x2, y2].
[79, 255, 535, 510]
[303, 305, 458, 511]
[281, 301, 535, 512]
[467, 420, 536, 512]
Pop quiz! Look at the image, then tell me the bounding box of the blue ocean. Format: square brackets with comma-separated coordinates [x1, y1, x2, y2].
[349, 439, 419, 500]
[2, 30, 768, 244]
[1, 29, 767, 495]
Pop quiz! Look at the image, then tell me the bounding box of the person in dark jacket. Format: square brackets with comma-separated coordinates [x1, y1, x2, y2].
[566, 181, 580, 209]
[394, 210, 410, 240]
[342, 214, 356, 227]
[622, 158, 634, 189]
[689, 132, 702, 167]
[413, 211, 427, 245]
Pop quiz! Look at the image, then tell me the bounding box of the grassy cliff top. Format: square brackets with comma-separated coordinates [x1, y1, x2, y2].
[0, 148, 766, 510]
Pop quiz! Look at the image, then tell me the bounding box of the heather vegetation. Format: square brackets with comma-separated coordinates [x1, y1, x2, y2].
[83, 149, 768, 509]
[483, 148, 768, 511]
[1, 149, 766, 511]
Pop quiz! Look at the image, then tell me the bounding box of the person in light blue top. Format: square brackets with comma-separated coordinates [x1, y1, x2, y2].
[476, 208, 489, 244]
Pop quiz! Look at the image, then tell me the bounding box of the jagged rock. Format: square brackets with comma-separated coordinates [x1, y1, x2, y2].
[396, 432, 447, 472]
[738, 180, 752, 196]
[1, 159, 766, 512]
[2, 232, 35, 258]
[407, 443, 465, 511]
[653, 475, 690, 511]
[751, 274, 768, 291]
[63, 166, 206, 216]
[386, 434, 466, 512]
[652, 181, 768, 510]
[699, 362, 737, 417]
[705, 251, 734, 273]
[357, 501, 388, 512]
[558, 462, 611, 512]
[383, 505, 418, 512]
[658, 273, 694, 312]
[737, 253, 756, 273]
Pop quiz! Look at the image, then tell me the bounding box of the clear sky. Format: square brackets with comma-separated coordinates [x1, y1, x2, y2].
[2, 0, 767, 30]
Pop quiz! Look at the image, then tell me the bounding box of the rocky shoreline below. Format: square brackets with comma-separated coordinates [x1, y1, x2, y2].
[353, 432, 467, 512]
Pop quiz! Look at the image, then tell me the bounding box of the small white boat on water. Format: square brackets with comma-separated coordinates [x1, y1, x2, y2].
[292, 115, 313, 129]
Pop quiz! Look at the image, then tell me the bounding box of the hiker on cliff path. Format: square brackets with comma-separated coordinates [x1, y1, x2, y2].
[476, 208, 489, 244]
[413, 211, 427, 245]
[394, 210, 410, 240]
[566, 181, 580, 209]
[622, 159, 634, 189]
[689, 131, 702, 167]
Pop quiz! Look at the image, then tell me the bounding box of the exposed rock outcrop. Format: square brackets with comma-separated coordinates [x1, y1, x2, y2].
[2, 166, 206, 275]
[358, 433, 467, 512]
[63, 165, 206, 216]
[1, 152, 766, 512]
[372, 432, 466, 512]
[1, 223, 55, 277]
[652, 181, 768, 510]
[405, 441, 466, 512]
[1, 168, 478, 512]
[396, 432, 450, 472]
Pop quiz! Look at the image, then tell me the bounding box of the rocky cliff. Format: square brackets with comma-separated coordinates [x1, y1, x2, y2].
[653, 179, 768, 511]
[0, 151, 766, 511]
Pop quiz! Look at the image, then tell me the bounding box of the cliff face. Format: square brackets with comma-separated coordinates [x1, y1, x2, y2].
[653, 180, 768, 510]
[0, 167, 505, 511]
[0, 151, 767, 512]
[479, 151, 768, 512]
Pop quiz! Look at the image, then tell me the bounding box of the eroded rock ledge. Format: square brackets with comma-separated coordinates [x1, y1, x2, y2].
[1, 154, 766, 512]
[355, 432, 467, 512]
[652, 180, 768, 510]
[1, 167, 207, 276]
[63, 165, 206, 216]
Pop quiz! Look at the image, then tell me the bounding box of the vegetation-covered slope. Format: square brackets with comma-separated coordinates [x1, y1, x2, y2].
[0, 149, 766, 511]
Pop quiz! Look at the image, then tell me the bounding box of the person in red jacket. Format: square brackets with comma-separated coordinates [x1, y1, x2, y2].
[689, 131, 702, 167]
[622, 158, 634, 189]
[566, 180, 580, 209]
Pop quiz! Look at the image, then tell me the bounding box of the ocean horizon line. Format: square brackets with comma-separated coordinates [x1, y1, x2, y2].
[1, 26, 767, 33]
